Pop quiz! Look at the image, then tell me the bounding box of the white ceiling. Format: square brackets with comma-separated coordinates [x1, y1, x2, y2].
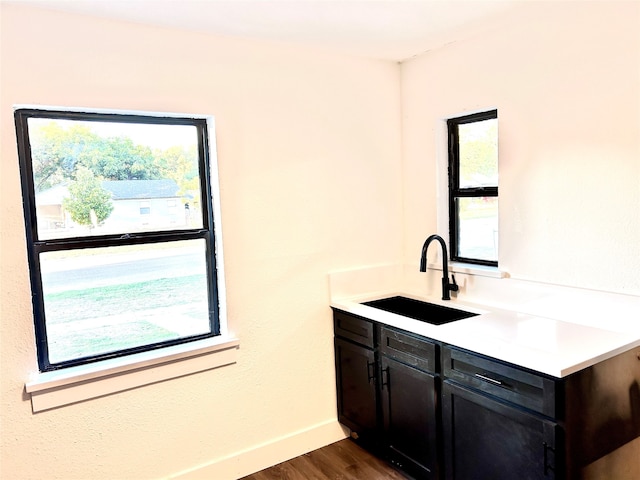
[7, 0, 526, 61]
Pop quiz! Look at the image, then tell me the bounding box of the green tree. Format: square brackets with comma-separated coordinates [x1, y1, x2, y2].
[30, 122, 102, 191]
[30, 121, 162, 190]
[62, 166, 113, 227]
[459, 120, 498, 186]
[83, 136, 160, 180]
[157, 145, 200, 195]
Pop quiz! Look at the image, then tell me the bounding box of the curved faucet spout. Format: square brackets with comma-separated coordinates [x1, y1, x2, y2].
[420, 234, 458, 300]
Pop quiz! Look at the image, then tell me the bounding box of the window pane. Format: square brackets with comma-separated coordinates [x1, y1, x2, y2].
[27, 118, 203, 240]
[456, 197, 498, 262]
[40, 239, 211, 364]
[458, 118, 498, 188]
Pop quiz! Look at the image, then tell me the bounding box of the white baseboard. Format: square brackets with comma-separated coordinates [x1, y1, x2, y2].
[168, 420, 349, 480]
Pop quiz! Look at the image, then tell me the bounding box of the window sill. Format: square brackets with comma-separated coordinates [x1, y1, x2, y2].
[25, 336, 239, 412]
[427, 261, 507, 279]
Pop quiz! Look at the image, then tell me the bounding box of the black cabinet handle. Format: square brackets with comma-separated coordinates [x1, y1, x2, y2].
[367, 361, 375, 384]
[381, 367, 390, 389]
[474, 373, 503, 386]
[543, 442, 555, 475]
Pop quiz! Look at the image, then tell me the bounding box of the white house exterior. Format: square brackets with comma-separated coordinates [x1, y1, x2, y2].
[35, 179, 191, 236]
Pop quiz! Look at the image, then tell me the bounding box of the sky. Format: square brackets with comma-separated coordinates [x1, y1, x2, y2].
[28, 117, 198, 150]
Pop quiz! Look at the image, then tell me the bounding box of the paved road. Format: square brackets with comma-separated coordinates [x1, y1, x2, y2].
[42, 251, 206, 294]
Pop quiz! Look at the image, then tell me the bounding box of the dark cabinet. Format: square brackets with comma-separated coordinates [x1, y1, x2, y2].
[441, 344, 640, 480]
[381, 355, 438, 478]
[442, 346, 557, 417]
[333, 307, 640, 480]
[442, 380, 559, 480]
[333, 310, 377, 444]
[334, 309, 374, 348]
[442, 345, 561, 480]
[333, 310, 440, 478]
[334, 337, 377, 438]
[380, 326, 440, 478]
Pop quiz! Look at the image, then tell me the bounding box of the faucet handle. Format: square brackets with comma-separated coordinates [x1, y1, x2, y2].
[449, 274, 459, 292]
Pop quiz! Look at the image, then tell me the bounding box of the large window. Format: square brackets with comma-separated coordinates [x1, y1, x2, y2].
[447, 110, 498, 266]
[15, 108, 220, 371]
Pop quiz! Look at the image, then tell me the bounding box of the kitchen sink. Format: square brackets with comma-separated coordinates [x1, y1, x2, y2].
[362, 296, 479, 325]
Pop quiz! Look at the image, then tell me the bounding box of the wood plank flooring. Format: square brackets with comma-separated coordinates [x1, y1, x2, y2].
[239, 439, 410, 480]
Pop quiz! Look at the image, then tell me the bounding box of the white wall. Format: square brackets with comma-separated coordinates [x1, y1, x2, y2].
[0, 4, 402, 479]
[402, 1, 640, 296]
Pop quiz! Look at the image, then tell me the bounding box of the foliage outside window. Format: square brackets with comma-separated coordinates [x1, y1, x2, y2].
[447, 110, 498, 266]
[15, 108, 220, 371]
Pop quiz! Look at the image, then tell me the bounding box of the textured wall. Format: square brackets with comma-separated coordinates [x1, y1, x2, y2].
[0, 5, 402, 479]
[402, 1, 640, 296]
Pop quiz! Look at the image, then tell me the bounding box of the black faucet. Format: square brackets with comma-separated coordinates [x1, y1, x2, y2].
[420, 234, 458, 300]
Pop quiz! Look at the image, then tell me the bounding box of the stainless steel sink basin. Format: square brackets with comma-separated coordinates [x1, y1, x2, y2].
[362, 296, 478, 325]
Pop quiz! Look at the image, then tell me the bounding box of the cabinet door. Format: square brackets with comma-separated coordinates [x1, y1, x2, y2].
[334, 338, 377, 437]
[381, 356, 438, 479]
[442, 380, 560, 480]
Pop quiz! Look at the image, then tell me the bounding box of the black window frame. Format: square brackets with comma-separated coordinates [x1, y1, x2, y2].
[447, 109, 498, 267]
[14, 108, 221, 372]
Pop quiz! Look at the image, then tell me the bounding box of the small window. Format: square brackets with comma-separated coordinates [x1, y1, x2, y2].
[15, 108, 221, 371]
[139, 201, 151, 216]
[447, 110, 498, 266]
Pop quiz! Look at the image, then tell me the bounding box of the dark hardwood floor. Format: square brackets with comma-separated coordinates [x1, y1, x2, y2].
[239, 439, 411, 480]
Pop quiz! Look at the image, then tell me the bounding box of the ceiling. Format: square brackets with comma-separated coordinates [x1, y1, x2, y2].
[7, 0, 526, 61]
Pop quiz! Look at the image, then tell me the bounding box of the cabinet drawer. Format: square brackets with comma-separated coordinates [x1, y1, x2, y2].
[380, 326, 437, 373]
[333, 310, 374, 348]
[443, 346, 557, 417]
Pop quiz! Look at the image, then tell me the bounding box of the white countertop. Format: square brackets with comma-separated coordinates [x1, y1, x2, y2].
[329, 265, 640, 378]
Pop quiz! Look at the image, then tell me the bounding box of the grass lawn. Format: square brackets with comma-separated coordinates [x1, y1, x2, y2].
[44, 274, 210, 363]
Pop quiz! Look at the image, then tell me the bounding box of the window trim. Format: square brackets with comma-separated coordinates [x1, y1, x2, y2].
[25, 335, 239, 412]
[14, 106, 224, 372]
[447, 109, 498, 267]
